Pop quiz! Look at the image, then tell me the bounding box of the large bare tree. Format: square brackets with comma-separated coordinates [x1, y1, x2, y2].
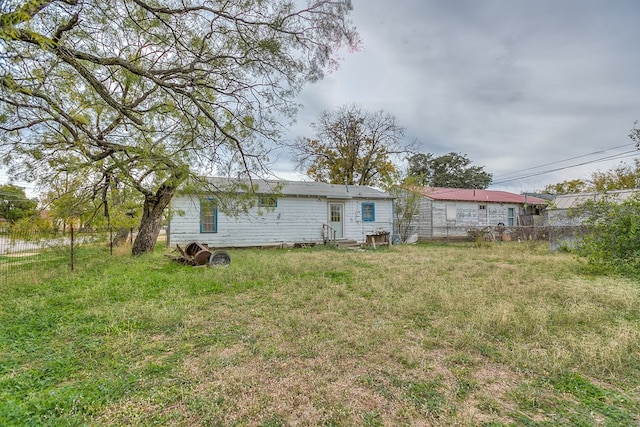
[293, 104, 411, 187]
[0, 0, 359, 254]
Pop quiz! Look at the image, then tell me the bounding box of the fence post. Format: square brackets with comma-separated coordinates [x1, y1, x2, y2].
[70, 225, 75, 271]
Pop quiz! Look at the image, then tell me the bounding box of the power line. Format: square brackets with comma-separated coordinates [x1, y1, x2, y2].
[491, 149, 640, 186]
[492, 142, 635, 181]
[493, 151, 639, 185]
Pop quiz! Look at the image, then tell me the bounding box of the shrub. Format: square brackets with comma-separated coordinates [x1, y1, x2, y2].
[573, 193, 640, 274]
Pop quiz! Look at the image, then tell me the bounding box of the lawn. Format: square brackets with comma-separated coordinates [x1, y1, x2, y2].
[1, 242, 639, 426]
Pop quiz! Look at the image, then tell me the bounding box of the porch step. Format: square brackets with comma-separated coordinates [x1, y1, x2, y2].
[335, 239, 361, 249]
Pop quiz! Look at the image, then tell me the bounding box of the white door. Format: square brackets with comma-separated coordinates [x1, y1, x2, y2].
[328, 203, 344, 239]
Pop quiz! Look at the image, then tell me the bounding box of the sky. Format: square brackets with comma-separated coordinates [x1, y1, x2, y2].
[2, 0, 639, 196]
[272, 0, 640, 193]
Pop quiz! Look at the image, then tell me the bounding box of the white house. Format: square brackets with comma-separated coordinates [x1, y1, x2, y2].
[167, 179, 394, 248]
[411, 187, 548, 240]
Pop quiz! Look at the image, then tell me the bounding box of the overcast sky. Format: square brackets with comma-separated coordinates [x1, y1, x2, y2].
[273, 0, 640, 193]
[2, 0, 639, 196]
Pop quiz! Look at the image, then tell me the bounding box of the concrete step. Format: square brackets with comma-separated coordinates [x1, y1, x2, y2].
[335, 239, 361, 249]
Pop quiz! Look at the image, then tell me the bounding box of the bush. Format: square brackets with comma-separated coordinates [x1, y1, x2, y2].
[573, 193, 640, 274]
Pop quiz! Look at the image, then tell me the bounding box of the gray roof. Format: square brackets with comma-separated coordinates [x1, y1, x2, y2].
[206, 178, 392, 199]
[552, 189, 638, 209]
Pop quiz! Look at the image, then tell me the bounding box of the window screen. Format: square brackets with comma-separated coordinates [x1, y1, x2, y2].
[200, 198, 218, 233]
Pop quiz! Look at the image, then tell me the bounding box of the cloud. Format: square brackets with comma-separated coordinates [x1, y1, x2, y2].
[275, 0, 640, 192]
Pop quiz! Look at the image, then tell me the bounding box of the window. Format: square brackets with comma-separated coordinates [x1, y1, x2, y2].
[258, 195, 278, 208]
[479, 205, 486, 210]
[507, 207, 515, 226]
[362, 202, 375, 222]
[330, 204, 342, 222]
[200, 198, 218, 233]
[446, 204, 457, 221]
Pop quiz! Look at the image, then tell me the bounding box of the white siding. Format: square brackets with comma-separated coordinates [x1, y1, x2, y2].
[168, 195, 393, 247]
[343, 198, 394, 243]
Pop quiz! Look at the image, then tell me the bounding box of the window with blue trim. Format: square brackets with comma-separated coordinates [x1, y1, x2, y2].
[200, 198, 218, 233]
[258, 195, 278, 208]
[362, 202, 375, 222]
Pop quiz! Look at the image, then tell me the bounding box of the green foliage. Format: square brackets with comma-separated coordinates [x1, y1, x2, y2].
[590, 159, 640, 192]
[630, 121, 640, 150]
[0, 0, 359, 254]
[543, 178, 589, 195]
[545, 160, 640, 194]
[294, 104, 409, 187]
[407, 152, 492, 189]
[9, 216, 55, 237]
[41, 171, 141, 233]
[573, 193, 640, 274]
[0, 184, 37, 223]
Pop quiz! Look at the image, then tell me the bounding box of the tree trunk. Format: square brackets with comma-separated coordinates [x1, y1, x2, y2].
[131, 184, 176, 256]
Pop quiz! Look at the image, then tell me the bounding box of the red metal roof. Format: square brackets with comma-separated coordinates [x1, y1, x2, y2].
[416, 187, 548, 204]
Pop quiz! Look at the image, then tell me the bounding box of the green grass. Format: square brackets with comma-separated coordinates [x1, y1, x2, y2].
[1, 242, 639, 426]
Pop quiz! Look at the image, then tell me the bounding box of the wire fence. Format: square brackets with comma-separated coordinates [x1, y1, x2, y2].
[420, 225, 587, 250]
[0, 227, 121, 286]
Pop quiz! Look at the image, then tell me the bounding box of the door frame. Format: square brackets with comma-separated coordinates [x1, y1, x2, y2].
[328, 202, 345, 239]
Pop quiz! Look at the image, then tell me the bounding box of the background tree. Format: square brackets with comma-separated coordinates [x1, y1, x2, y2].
[293, 104, 411, 187]
[407, 152, 492, 189]
[543, 160, 640, 194]
[41, 170, 141, 243]
[630, 121, 640, 149]
[0, 0, 358, 255]
[542, 179, 589, 195]
[0, 183, 37, 223]
[590, 160, 640, 192]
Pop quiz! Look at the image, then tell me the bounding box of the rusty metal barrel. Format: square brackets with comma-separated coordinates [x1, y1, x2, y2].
[184, 241, 212, 266]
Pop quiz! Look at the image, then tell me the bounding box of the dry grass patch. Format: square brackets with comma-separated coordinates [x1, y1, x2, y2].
[3, 242, 640, 426]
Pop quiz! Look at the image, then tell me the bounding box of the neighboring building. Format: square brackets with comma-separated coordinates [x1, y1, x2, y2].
[411, 187, 548, 240]
[547, 189, 638, 226]
[168, 179, 394, 248]
[546, 189, 638, 250]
